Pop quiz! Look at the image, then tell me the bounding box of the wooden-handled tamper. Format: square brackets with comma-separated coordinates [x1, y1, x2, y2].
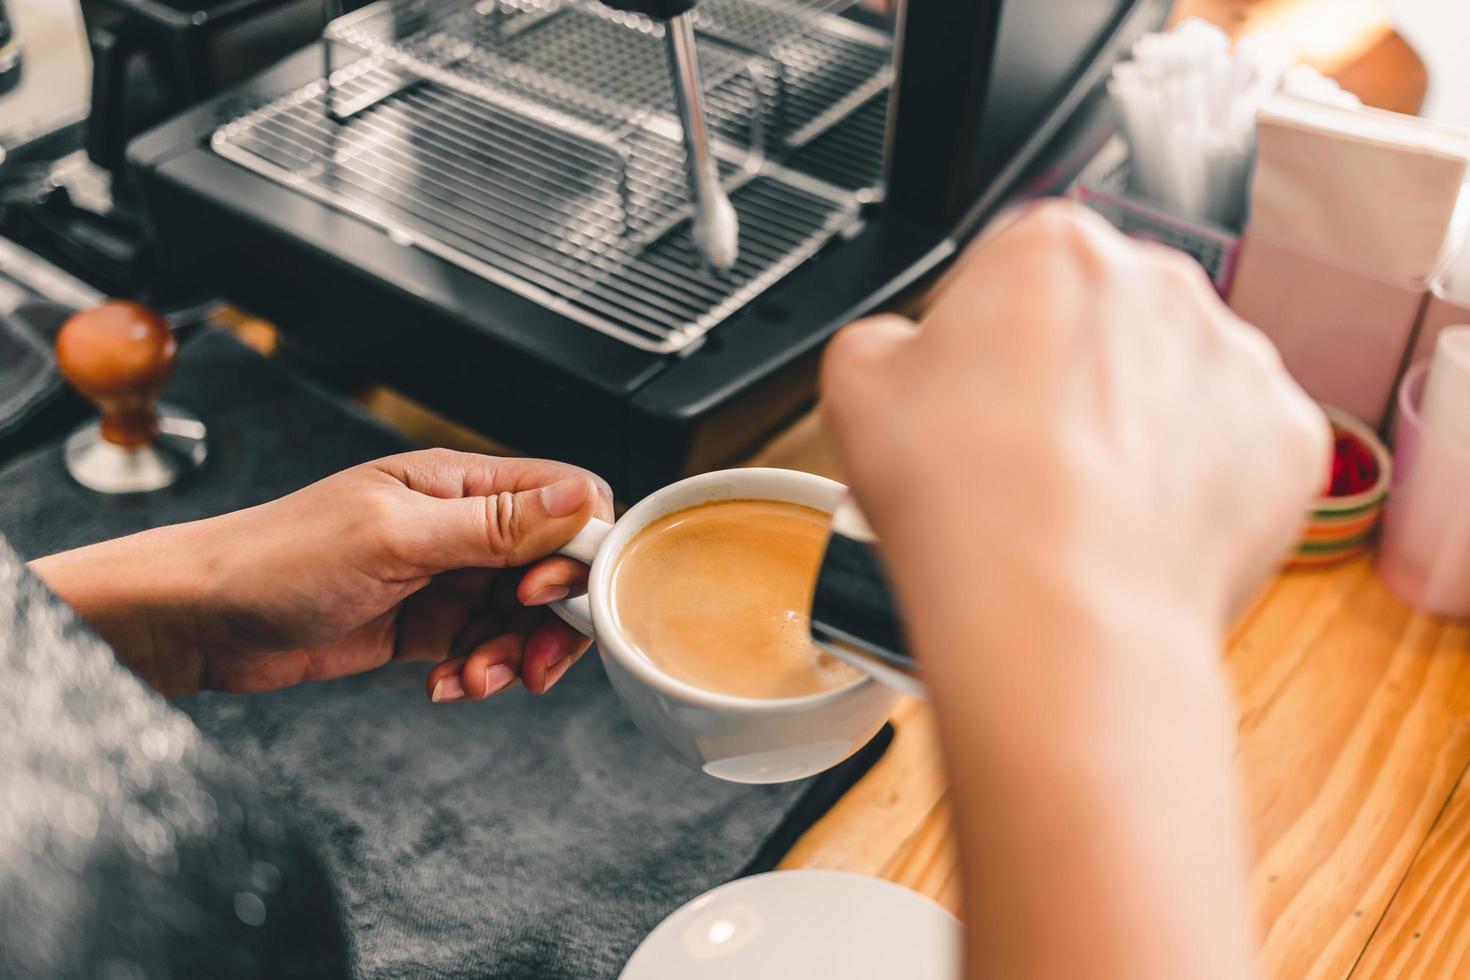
[55, 300, 208, 493]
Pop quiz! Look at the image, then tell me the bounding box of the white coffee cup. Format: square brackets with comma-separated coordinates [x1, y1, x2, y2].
[551, 468, 901, 784]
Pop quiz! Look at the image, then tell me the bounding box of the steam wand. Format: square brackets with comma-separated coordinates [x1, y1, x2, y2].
[601, 0, 740, 272]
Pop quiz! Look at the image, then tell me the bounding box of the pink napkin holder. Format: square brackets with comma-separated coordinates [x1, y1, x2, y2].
[1228, 232, 1427, 428]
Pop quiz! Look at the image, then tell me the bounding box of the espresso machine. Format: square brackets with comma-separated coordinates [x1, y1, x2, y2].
[128, 0, 1170, 497]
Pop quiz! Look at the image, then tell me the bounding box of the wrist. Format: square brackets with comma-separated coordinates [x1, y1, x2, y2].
[888, 525, 1236, 787]
[907, 549, 1229, 727]
[898, 556, 1253, 980]
[29, 522, 220, 698]
[864, 463, 1233, 655]
[891, 520, 1225, 666]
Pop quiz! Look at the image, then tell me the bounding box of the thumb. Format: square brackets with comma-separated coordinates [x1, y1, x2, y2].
[821, 313, 918, 437]
[409, 474, 599, 572]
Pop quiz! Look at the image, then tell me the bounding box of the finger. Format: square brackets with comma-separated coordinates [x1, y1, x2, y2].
[920, 200, 1041, 309]
[426, 603, 536, 702]
[457, 461, 614, 522]
[461, 632, 528, 700]
[428, 657, 469, 703]
[824, 313, 919, 370]
[393, 571, 496, 663]
[517, 556, 592, 606]
[925, 201, 1126, 338]
[448, 608, 504, 661]
[820, 314, 919, 434]
[375, 450, 615, 517]
[521, 615, 592, 695]
[405, 472, 604, 573]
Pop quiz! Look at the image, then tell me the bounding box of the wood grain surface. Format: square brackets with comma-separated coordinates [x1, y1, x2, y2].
[255, 360, 1470, 976]
[214, 3, 1444, 972]
[758, 415, 1470, 980]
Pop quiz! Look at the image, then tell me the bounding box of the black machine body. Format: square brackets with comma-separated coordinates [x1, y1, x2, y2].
[128, 0, 1170, 499]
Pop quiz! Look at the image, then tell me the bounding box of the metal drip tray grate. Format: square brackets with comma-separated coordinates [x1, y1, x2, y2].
[323, 0, 772, 245]
[784, 88, 887, 193]
[212, 65, 861, 353]
[211, 0, 888, 353]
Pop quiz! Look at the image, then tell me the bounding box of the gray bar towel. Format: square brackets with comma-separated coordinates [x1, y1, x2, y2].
[0, 328, 889, 979]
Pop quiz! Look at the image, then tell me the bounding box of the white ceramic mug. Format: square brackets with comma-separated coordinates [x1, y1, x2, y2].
[551, 468, 901, 784]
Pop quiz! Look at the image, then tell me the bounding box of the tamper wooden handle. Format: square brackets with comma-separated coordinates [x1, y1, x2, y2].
[55, 301, 176, 449]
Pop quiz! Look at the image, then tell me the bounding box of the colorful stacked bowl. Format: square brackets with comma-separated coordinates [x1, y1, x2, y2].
[1288, 406, 1391, 568]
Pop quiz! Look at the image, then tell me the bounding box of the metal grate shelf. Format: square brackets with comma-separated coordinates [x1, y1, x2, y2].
[210, 0, 890, 353]
[690, 0, 891, 149]
[212, 64, 861, 353]
[324, 0, 770, 242]
[784, 88, 886, 193]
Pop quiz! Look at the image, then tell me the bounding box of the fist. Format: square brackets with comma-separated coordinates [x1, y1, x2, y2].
[821, 201, 1329, 637]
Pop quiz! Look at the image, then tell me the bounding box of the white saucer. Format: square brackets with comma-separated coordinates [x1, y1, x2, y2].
[620, 870, 961, 980]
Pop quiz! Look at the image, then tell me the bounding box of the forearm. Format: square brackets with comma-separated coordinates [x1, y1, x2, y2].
[909, 564, 1257, 980]
[29, 524, 214, 699]
[817, 200, 1320, 980]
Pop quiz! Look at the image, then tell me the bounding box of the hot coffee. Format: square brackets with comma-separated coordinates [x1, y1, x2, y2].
[609, 499, 863, 699]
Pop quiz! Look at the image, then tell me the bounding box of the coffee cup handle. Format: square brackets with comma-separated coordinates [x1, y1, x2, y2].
[547, 517, 614, 637]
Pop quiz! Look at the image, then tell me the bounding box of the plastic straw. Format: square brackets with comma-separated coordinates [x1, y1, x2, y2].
[1108, 20, 1341, 229]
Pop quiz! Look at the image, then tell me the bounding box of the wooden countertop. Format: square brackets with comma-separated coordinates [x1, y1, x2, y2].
[348, 381, 1470, 978]
[751, 413, 1470, 980]
[217, 3, 1449, 972]
[759, 16, 1444, 974]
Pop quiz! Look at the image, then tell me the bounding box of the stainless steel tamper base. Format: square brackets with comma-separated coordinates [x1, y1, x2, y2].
[63, 404, 208, 494]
